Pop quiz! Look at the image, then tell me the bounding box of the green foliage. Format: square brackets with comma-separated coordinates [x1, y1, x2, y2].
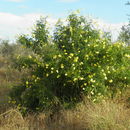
[118, 23, 130, 46]
[54, 14, 101, 53]
[10, 12, 130, 113]
[18, 18, 49, 55]
[0, 40, 31, 107]
[0, 40, 15, 57]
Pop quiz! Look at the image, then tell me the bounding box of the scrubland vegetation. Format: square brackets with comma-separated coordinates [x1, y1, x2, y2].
[0, 12, 130, 130]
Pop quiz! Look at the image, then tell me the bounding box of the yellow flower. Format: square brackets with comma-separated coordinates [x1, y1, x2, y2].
[26, 81, 29, 85]
[84, 39, 88, 43]
[108, 71, 110, 74]
[88, 75, 92, 78]
[79, 77, 84, 80]
[70, 53, 74, 57]
[125, 54, 130, 58]
[73, 67, 76, 70]
[80, 62, 83, 65]
[58, 54, 62, 58]
[61, 64, 64, 69]
[32, 75, 36, 78]
[94, 64, 97, 67]
[65, 73, 68, 76]
[46, 73, 49, 77]
[98, 65, 101, 68]
[109, 79, 113, 83]
[74, 57, 79, 62]
[105, 77, 107, 80]
[68, 56, 71, 59]
[28, 55, 32, 59]
[84, 83, 87, 86]
[90, 78, 95, 83]
[73, 78, 77, 81]
[103, 73, 106, 76]
[56, 70, 59, 73]
[35, 79, 37, 82]
[45, 64, 49, 68]
[36, 77, 40, 80]
[96, 51, 99, 54]
[57, 75, 60, 78]
[85, 54, 89, 58]
[91, 91, 94, 95]
[53, 55, 57, 59]
[82, 87, 85, 90]
[101, 69, 104, 72]
[93, 73, 96, 76]
[51, 67, 54, 70]
[112, 68, 115, 71]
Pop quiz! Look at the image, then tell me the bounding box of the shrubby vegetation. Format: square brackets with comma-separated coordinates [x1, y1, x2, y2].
[118, 22, 130, 46]
[8, 12, 130, 113]
[0, 40, 32, 107]
[0, 11, 129, 130]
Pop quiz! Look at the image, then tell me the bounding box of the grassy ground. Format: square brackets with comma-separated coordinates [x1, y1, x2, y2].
[0, 97, 129, 130]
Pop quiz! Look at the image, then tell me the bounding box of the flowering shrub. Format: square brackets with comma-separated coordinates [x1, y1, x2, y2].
[10, 13, 130, 112]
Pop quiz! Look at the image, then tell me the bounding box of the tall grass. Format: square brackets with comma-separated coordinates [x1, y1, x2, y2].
[0, 41, 32, 105]
[0, 99, 129, 130]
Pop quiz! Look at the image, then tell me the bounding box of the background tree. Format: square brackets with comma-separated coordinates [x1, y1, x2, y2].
[118, 23, 130, 45]
[126, 1, 130, 5]
[118, 1, 130, 45]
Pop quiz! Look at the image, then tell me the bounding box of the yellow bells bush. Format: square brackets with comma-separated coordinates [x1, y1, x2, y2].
[10, 12, 130, 113]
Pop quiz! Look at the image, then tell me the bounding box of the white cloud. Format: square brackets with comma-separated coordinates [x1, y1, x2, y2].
[0, 12, 57, 41]
[0, 12, 127, 42]
[18, 5, 28, 9]
[58, 0, 79, 3]
[92, 18, 128, 41]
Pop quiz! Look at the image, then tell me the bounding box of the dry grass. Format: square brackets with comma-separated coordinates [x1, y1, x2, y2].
[48, 99, 130, 130]
[0, 54, 31, 106]
[0, 66, 23, 106]
[0, 99, 129, 130]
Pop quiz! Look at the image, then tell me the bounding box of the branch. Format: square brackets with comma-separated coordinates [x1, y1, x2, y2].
[126, 1, 130, 5]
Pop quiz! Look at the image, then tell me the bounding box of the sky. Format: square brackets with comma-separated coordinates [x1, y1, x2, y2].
[0, 0, 129, 41]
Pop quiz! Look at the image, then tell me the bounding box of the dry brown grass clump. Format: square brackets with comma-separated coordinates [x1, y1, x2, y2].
[0, 99, 129, 130]
[48, 99, 130, 130]
[0, 109, 26, 130]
